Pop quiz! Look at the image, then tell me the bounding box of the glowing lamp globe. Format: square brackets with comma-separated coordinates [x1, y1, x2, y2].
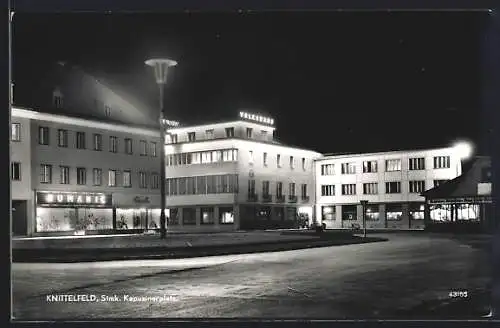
[145, 58, 178, 85]
[453, 141, 473, 160]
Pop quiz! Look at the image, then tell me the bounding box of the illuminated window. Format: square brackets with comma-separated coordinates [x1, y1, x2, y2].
[201, 152, 212, 163]
[60, 166, 70, 184]
[385, 159, 401, 172]
[58, 129, 68, 147]
[341, 184, 356, 195]
[93, 134, 102, 151]
[219, 207, 234, 224]
[125, 138, 133, 154]
[277, 154, 282, 167]
[363, 161, 378, 173]
[201, 207, 215, 224]
[321, 185, 335, 196]
[140, 140, 147, 156]
[363, 183, 378, 195]
[76, 132, 86, 149]
[433, 156, 450, 169]
[322, 206, 335, 221]
[385, 181, 401, 194]
[11, 162, 21, 181]
[76, 167, 86, 185]
[365, 205, 380, 221]
[93, 168, 102, 186]
[139, 172, 148, 188]
[246, 128, 253, 138]
[11, 123, 21, 141]
[123, 170, 131, 187]
[342, 205, 357, 220]
[290, 156, 295, 169]
[109, 136, 118, 153]
[170, 134, 178, 143]
[40, 164, 52, 183]
[108, 170, 117, 187]
[225, 127, 234, 138]
[409, 203, 425, 220]
[321, 164, 335, 175]
[409, 157, 425, 170]
[341, 163, 356, 174]
[263, 152, 268, 166]
[188, 132, 196, 142]
[249, 150, 254, 164]
[38, 126, 50, 145]
[386, 204, 403, 221]
[150, 142, 157, 157]
[409, 180, 425, 193]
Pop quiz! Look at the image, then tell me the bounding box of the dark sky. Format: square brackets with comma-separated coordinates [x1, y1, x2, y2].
[12, 11, 490, 154]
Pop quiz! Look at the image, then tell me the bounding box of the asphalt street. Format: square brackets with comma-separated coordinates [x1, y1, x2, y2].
[12, 233, 493, 320]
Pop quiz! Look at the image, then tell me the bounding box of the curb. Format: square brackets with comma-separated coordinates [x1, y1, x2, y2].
[12, 236, 388, 263]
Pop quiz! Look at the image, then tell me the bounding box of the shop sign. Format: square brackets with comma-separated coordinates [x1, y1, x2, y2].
[133, 196, 150, 204]
[428, 196, 492, 205]
[37, 192, 112, 206]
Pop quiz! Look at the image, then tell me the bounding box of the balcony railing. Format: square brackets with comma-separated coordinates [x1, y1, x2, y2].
[262, 194, 272, 202]
[301, 195, 310, 202]
[276, 195, 286, 203]
[288, 195, 298, 203]
[247, 193, 258, 202]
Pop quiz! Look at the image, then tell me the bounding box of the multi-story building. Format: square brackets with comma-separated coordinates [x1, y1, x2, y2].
[163, 111, 323, 232]
[314, 147, 463, 230]
[11, 106, 162, 236]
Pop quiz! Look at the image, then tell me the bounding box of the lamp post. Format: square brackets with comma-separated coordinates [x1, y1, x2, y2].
[360, 200, 368, 238]
[145, 58, 178, 239]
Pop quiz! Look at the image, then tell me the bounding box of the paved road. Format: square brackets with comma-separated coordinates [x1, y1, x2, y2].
[12, 233, 492, 320]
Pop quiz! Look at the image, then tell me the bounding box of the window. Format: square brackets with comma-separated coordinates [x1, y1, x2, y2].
[11, 162, 21, 181]
[342, 205, 357, 220]
[246, 128, 253, 138]
[93, 134, 102, 151]
[201, 152, 212, 163]
[205, 129, 214, 139]
[40, 164, 52, 183]
[260, 152, 267, 166]
[170, 134, 178, 144]
[219, 207, 234, 224]
[409, 157, 425, 170]
[93, 168, 102, 186]
[139, 140, 147, 156]
[434, 156, 451, 169]
[341, 184, 356, 195]
[54, 95, 64, 108]
[151, 173, 160, 189]
[248, 150, 254, 163]
[76, 167, 86, 185]
[434, 179, 449, 188]
[150, 142, 157, 157]
[386, 204, 403, 221]
[385, 159, 401, 172]
[385, 181, 401, 194]
[261, 130, 268, 138]
[365, 205, 380, 221]
[301, 184, 308, 198]
[182, 208, 197, 225]
[322, 206, 335, 221]
[321, 164, 335, 175]
[225, 127, 234, 137]
[76, 132, 86, 149]
[363, 161, 378, 173]
[363, 183, 378, 195]
[277, 154, 282, 167]
[58, 129, 68, 147]
[11, 123, 21, 141]
[248, 179, 256, 195]
[321, 185, 335, 196]
[201, 207, 215, 224]
[108, 170, 117, 187]
[188, 132, 196, 142]
[409, 203, 425, 220]
[409, 180, 425, 193]
[104, 105, 111, 117]
[123, 170, 131, 187]
[38, 126, 50, 145]
[276, 182, 283, 197]
[125, 138, 133, 154]
[262, 181, 270, 195]
[139, 172, 148, 188]
[290, 156, 295, 169]
[109, 136, 118, 153]
[60, 166, 70, 184]
[302, 158, 306, 170]
[341, 163, 356, 174]
[289, 183, 296, 196]
[481, 167, 492, 183]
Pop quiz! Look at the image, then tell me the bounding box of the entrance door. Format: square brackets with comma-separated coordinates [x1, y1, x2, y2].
[12, 200, 28, 236]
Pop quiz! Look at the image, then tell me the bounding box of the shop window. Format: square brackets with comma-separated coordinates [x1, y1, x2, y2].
[430, 204, 452, 222]
[182, 208, 197, 225]
[342, 205, 357, 220]
[386, 204, 403, 221]
[201, 207, 215, 224]
[116, 209, 146, 230]
[168, 208, 179, 225]
[36, 208, 77, 232]
[409, 203, 425, 220]
[365, 205, 380, 221]
[322, 206, 335, 221]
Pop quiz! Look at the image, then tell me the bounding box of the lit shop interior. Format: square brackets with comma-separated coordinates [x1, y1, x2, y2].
[35, 191, 163, 235]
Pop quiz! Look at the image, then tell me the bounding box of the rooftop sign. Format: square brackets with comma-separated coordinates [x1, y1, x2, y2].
[239, 111, 274, 125]
[162, 119, 180, 127]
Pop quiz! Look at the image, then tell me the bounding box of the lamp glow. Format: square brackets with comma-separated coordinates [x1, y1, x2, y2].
[453, 141, 474, 159]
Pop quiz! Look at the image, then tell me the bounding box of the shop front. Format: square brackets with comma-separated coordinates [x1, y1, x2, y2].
[114, 195, 162, 233]
[35, 191, 114, 236]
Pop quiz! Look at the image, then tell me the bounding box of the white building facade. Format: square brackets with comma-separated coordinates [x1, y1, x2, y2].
[11, 107, 162, 237]
[163, 112, 323, 232]
[314, 148, 463, 230]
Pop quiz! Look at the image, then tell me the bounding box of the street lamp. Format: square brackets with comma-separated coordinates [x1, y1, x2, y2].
[453, 140, 474, 160]
[145, 58, 178, 239]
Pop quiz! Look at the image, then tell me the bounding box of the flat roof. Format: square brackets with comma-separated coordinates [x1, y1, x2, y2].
[318, 146, 456, 160]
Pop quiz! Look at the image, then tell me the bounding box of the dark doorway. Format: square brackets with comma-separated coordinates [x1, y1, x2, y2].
[12, 200, 28, 236]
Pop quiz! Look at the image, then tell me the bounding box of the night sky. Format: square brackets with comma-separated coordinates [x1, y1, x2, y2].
[12, 11, 490, 154]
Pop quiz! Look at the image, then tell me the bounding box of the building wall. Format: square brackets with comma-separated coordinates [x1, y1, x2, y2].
[11, 116, 32, 200]
[315, 147, 462, 229]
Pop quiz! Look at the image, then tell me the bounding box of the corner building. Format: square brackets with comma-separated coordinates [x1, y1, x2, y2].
[314, 147, 463, 230]
[163, 113, 323, 232]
